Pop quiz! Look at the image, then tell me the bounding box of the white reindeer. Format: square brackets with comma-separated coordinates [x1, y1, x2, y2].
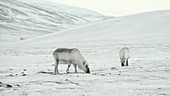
[119, 47, 130, 66]
[53, 48, 90, 75]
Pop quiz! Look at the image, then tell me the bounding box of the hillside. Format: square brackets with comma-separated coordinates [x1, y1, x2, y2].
[0, 0, 107, 41]
[24, 10, 170, 43]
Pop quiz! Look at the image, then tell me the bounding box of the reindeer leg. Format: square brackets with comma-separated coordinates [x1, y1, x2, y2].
[121, 62, 124, 66]
[126, 59, 128, 66]
[54, 60, 59, 75]
[74, 64, 78, 73]
[66, 64, 71, 74]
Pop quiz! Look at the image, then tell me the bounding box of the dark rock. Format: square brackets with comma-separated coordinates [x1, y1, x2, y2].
[16, 84, 20, 87]
[21, 72, 27, 76]
[22, 74, 26, 76]
[6, 84, 12, 88]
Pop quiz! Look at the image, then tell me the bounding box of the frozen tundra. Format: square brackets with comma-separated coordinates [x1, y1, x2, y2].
[53, 48, 90, 75]
[119, 47, 130, 66]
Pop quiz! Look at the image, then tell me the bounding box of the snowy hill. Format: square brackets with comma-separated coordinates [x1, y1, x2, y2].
[24, 10, 170, 43]
[0, 0, 107, 41]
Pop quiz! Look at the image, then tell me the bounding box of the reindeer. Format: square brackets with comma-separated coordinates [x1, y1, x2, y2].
[53, 48, 90, 75]
[119, 47, 130, 66]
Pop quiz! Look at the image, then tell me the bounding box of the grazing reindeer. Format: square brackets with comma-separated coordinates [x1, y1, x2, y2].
[53, 48, 90, 75]
[119, 47, 130, 66]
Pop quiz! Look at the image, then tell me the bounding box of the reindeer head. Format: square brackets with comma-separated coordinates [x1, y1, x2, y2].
[85, 64, 90, 73]
[79, 61, 90, 74]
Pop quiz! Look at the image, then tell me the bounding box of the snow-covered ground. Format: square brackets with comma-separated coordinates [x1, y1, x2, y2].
[0, 9, 170, 96]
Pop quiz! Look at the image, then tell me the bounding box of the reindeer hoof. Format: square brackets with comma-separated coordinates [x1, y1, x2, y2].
[66, 72, 70, 74]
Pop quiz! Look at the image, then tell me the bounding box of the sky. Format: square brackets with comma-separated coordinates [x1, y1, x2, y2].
[49, 0, 170, 16]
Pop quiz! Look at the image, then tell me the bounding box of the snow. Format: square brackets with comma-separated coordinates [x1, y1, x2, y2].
[23, 10, 170, 43]
[0, 7, 170, 96]
[0, 0, 107, 41]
